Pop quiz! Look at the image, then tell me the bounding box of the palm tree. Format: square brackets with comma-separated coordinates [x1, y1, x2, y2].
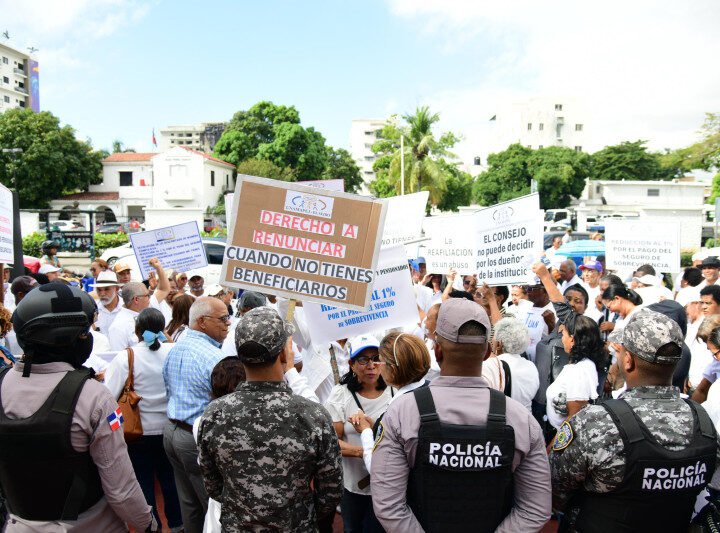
[382, 106, 456, 205]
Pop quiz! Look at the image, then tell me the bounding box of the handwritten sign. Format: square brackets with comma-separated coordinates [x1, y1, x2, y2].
[221, 175, 387, 310]
[303, 245, 419, 343]
[129, 221, 207, 280]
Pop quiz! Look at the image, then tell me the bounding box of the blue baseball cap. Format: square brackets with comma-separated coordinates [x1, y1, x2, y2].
[409, 259, 421, 272]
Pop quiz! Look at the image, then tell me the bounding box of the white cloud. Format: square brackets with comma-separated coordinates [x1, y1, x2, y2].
[386, 0, 720, 165]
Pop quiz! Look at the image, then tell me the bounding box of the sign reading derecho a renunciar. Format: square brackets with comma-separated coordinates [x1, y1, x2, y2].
[221, 175, 387, 310]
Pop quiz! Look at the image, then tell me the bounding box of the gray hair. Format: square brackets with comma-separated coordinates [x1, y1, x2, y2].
[564, 259, 577, 273]
[122, 282, 147, 306]
[493, 317, 530, 355]
[189, 296, 217, 327]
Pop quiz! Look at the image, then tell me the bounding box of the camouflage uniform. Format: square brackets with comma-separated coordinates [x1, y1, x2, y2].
[197, 306, 343, 533]
[550, 310, 720, 532]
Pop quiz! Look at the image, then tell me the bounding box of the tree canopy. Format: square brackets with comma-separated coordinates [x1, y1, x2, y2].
[214, 101, 359, 186]
[589, 140, 670, 182]
[0, 109, 103, 208]
[369, 106, 462, 206]
[473, 144, 589, 209]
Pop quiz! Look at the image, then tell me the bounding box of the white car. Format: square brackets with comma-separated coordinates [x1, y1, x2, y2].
[99, 239, 227, 286]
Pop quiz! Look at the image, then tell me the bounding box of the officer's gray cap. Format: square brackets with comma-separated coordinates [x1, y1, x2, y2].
[235, 307, 294, 364]
[618, 309, 683, 365]
[435, 298, 491, 344]
[238, 291, 266, 310]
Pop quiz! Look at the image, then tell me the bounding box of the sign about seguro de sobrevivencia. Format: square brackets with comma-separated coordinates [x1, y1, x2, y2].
[221, 175, 388, 310]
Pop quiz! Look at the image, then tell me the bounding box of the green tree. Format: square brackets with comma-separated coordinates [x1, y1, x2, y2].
[256, 123, 327, 181]
[528, 146, 591, 208]
[111, 140, 135, 153]
[322, 146, 363, 193]
[0, 109, 103, 208]
[368, 173, 396, 198]
[369, 106, 460, 206]
[473, 144, 533, 206]
[236, 158, 296, 182]
[436, 164, 474, 212]
[590, 140, 667, 181]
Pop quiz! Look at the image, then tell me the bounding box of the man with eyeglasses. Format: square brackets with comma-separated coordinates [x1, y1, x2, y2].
[163, 296, 230, 533]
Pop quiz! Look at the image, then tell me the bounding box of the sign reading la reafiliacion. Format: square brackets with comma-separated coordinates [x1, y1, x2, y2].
[0, 183, 14, 264]
[605, 219, 680, 272]
[221, 175, 387, 310]
[129, 221, 207, 280]
[475, 194, 544, 285]
[421, 194, 543, 284]
[302, 245, 419, 343]
[381, 191, 429, 248]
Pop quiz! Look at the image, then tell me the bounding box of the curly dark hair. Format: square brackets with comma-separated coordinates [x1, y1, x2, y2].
[339, 351, 388, 393]
[564, 314, 607, 371]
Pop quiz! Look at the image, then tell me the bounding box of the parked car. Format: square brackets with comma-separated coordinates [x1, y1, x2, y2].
[97, 222, 126, 234]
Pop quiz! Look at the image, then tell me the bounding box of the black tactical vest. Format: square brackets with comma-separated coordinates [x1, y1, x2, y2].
[407, 386, 515, 532]
[575, 398, 717, 533]
[0, 366, 104, 521]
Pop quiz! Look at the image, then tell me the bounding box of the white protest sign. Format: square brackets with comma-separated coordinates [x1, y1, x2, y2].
[605, 219, 680, 272]
[129, 221, 207, 280]
[475, 194, 544, 285]
[0, 184, 13, 263]
[381, 191, 429, 248]
[302, 245, 419, 344]
[421, 213, 477, 275]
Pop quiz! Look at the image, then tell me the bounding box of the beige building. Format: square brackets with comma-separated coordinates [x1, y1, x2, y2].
[349, 118, 386, 194]
[158, 123, 226, 152]
[0, 41, 38, 113]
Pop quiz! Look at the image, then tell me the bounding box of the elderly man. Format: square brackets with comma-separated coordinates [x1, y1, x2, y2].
[95, 271, 123, 335]
[107, 258, 170, 350]
[558, 259, 582, 293]
[188, 275, 205, 298]
[163, 297, 229, 533]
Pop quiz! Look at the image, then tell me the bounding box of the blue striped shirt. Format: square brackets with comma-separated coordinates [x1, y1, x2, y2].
[163, 329, 226, 424]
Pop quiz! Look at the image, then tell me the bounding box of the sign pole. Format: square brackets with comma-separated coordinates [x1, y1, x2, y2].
[11, 191, 23, 280]
[285, 298, 296, 323]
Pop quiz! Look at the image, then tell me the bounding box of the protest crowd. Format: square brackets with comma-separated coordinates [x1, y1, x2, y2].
[4, 211, 720, 533]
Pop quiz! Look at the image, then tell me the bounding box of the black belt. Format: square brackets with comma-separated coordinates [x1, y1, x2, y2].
[170, 419, 193, 433]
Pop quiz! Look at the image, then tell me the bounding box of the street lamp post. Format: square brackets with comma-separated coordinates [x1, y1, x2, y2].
[2, 148, 25, 279]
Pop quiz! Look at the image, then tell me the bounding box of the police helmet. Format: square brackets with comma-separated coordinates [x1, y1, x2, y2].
[13, 283, 97, 375]
[41, 239, 60, 255]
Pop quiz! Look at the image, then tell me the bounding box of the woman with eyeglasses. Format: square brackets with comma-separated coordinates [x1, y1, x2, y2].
[103, 307, 183, 531]
[691, 325, 720, 403]
[325, 334, 392, 533]
[349, 332, 430, 474]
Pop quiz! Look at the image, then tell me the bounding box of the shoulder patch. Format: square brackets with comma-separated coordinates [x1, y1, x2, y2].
[373, 422, 385, 451]
[552, 421, 574, 452]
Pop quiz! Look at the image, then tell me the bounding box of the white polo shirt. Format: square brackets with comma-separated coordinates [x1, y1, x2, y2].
[96, 297, 122, 335]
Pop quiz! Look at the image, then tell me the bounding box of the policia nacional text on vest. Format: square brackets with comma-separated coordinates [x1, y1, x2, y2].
[568, 398, 717, 533]
[408, 386, 515, 533]
[0, 366, 103, 521]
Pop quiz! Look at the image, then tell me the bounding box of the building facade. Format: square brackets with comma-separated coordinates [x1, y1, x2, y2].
[158, 123, 227, 152]
[49, 147, 235, 229]
[0, 42, 39, 113]
[350, 118, 385, 194]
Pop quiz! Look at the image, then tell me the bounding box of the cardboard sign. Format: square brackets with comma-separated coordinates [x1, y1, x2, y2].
[0, 184, 13, 264]
[381, 192, 429, 248]
[129, 221, 207, 280]
[303, 245, 419, 343]
[421, 194, 543, 284]
[605, 219, 681, 272]
[475, 194, 544, 285]
[221, 175, 387, 310]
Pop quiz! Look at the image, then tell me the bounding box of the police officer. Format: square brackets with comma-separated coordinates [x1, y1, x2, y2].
[550, 309, 720, 532]
[0, 282, 156, 532]
[371, 298, 551, 532]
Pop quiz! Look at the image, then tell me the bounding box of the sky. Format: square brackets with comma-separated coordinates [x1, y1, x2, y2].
[2, 0, 719, 168]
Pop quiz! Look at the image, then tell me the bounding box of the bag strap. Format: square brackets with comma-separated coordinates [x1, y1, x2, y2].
[501, 359, 512, 397]
[414, 385, 439, 425]
[350, 390, 364, 412]
[123, 347, 135, 392]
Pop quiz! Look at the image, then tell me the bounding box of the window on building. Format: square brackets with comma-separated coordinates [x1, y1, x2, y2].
[539, 145, 543, 149]
[539, 123, 544, 131]
[2, 77, 8, 84]
[225, 174, 229, 188]
[473, 156, 481, 166]
[595, 185, 601, 193]
[574, 146, 582, 152]
[119, 171, 133, 186]
[186, 133, 192, 137]
[1, 57, 7, 64]
[555, 104, 563, 111]
[575, 124, 583, 131]
[527, 145, 532, 149]
[17, 82, 24, 89]
[18, 101, 25, 108]
[375, 131, 382, 138]
[647, 189, 660, 197]
[170, 133, 174, 136]
[211, 170, 215, 187]
[527, 123, 532, 131]
[3, 96, 8, 103]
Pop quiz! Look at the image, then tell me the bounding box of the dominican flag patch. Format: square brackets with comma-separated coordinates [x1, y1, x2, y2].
[107, 408, 124, 431]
